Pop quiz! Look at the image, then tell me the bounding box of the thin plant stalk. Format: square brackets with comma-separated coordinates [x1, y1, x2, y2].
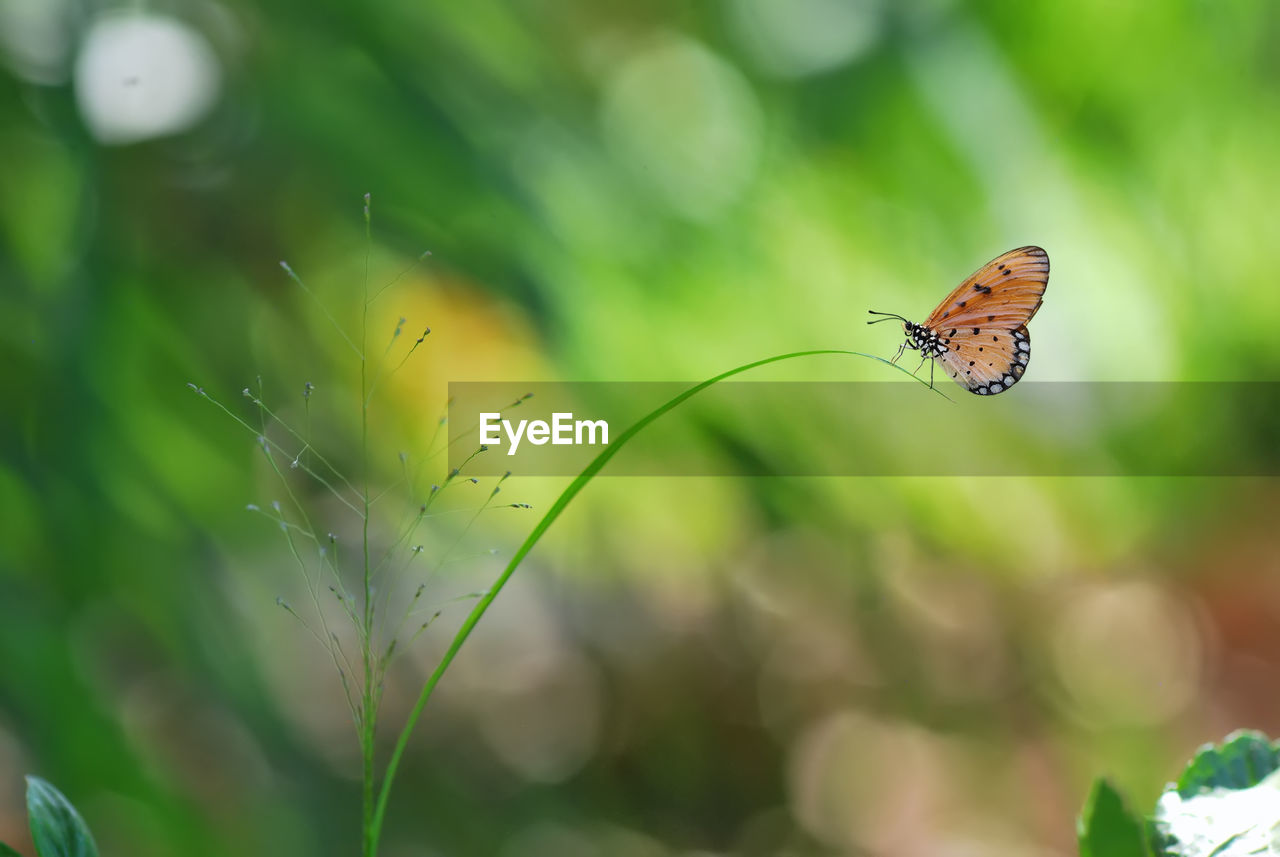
[218, 202, 947, 855]
[360, 196, 378, 857]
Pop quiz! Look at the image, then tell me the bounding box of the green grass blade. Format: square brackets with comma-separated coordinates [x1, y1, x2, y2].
[367, 348, 947, 853]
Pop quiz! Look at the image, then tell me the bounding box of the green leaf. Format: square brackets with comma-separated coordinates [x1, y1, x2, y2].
[1176, 731, 1280, 797]
[1079, 777, 1151, 857]
[1153, 731, 1280, 857]
[0, 842, 24, 857]
[25, 777, 98, 857]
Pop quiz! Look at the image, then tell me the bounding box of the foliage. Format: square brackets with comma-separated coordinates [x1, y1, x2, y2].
[4, 2, 1280, 854]
[1078, 778, 1149, 857]
[1079, 732, 1280, 857]
[15, 734, 1280, 857]
[0, 778, 97, 857]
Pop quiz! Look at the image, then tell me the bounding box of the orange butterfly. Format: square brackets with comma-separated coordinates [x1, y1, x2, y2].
[868, 246, 1049, 395]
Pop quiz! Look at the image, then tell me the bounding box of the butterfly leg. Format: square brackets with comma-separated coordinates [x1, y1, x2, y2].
[928, 357, 935, 390]
[912, 355, 926, 377]
[891, 341, 906, 365]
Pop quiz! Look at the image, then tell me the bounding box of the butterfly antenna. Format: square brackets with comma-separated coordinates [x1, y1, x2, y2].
[867, 310, 909, 325]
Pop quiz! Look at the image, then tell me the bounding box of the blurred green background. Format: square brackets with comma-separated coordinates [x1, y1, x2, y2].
[3, 1, 1280, 855]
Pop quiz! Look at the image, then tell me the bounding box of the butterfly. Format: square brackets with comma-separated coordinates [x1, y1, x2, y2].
[868, 246, 1048, 395]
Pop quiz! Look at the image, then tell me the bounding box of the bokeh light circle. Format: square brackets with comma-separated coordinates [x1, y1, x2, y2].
[601, 34, 763, 221]
[730, 0, 883, 78]
[74, 12, 222, 145]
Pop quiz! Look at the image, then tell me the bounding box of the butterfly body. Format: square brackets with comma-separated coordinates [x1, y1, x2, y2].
[870, 246, 1048, 396]
[902, 321, 950, 359]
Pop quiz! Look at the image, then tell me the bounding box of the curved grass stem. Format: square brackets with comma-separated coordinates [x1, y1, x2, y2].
[364, 348, 945, 854]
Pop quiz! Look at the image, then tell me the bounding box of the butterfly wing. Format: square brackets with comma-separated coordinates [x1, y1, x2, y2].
[937, 324, 1031, 395]
[919, 246, 1047, 395]
[922, 246, 1049, 331]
